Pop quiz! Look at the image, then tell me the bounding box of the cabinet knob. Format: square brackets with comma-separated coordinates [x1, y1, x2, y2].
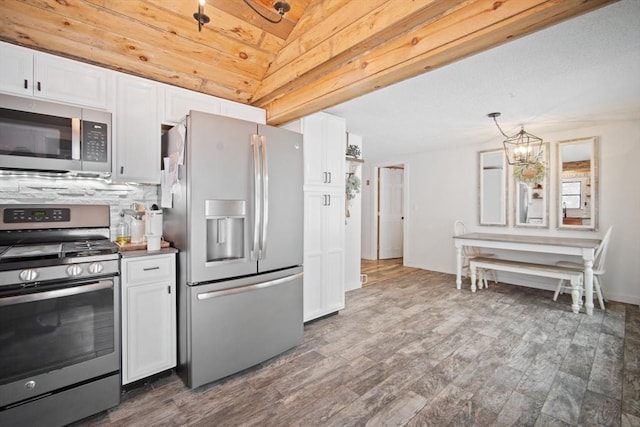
[37, 81, 41, 91]
[24, 79, 28, 89]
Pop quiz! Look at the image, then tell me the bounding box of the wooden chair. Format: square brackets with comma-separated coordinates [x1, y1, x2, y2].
[453, 220, 497, 288]
[553, 226, 613, 310]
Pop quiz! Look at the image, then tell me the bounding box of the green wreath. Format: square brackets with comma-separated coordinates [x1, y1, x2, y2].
[346, 174, 361, 200]
[513, 161, 545, 184]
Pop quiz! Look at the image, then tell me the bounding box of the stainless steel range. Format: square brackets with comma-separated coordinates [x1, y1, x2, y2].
[0, 204, 120, 427]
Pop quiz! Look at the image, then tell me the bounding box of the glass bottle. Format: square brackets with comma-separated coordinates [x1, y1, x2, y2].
[115, 211, 131, 245]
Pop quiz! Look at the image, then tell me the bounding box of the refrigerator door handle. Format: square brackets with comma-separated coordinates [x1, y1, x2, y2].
[259, 135, 269, 260]
[251, 134, 262, 261]
[196, 272, 304, 300]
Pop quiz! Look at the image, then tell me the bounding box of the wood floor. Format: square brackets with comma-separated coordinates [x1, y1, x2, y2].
[361, 258, 420, 286]
[74, 269, 640, 426]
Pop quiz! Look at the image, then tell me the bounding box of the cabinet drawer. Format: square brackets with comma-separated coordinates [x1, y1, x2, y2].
[124, 255, 173, 285]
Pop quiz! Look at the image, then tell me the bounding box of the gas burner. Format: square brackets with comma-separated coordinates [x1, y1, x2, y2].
[0, 243, 62, 260]
[62, 240, 118, 257]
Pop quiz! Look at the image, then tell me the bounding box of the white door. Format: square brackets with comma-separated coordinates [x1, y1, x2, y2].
[378, 167, 404, 259]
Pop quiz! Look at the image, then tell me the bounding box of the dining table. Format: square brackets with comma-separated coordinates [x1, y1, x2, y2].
[453, 232, 602, 315]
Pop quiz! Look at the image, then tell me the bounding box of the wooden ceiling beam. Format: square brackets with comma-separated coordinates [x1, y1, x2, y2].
[253, 0, 464, 104]
[256, 0, 617, 125]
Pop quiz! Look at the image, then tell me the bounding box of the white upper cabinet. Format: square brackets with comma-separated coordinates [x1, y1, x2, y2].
[162, 85, 221, 124]
[219, 98, 266, 124]
[0, 43, 33, 97]
[301, 112, 346, 190]
[162, 84, 265, 125]
[115, 74, 160, 184]
[0, 41, 109, 109]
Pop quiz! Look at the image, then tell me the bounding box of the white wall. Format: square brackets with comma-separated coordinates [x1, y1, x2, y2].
[362, 120, 640, 305]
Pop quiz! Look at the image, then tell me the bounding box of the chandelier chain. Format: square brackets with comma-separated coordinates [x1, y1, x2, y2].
[243, 0, 284, 24]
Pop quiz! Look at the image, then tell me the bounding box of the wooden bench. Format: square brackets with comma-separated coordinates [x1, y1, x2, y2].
[469, 257, 585, 313]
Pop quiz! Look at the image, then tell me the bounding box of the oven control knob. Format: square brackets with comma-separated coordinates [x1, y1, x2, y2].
[88, 262, 104, 274]
[66, 264, 83, 277]
[19, 269, 39, 282]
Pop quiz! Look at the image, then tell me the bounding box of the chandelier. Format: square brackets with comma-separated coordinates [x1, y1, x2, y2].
[487, 112, 544, 166]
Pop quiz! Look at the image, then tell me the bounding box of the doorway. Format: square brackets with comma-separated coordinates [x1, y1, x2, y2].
[377, 165, 404, 260]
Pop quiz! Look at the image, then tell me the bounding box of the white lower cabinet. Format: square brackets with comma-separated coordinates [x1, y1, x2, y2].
[121, 252, 176, 385]
[304, 191, 345, 322]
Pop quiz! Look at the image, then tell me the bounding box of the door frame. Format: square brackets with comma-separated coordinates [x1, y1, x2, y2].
[370, 162, 409, 261]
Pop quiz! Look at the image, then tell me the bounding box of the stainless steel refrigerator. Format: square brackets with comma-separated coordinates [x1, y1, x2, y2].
[163, 111, 303, 389]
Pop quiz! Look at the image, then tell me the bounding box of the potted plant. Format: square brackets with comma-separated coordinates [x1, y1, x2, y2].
[346, 144, 361, 159]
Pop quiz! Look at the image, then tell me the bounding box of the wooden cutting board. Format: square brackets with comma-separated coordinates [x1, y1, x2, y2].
[115, 240, 171, 251]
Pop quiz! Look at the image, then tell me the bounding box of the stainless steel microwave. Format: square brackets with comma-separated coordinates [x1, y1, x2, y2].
[0, 93, 111, 176]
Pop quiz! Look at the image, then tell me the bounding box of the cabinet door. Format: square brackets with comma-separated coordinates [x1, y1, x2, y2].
[323, 191, 345, 312]
[219, 98, 266, 124]
[302, 114, 326, 187]
[303, 191, 345, 322]
[163, 85, 221, 124]
[34, 54, 108, 109]
[303, 192, 326, 321]
[115, 75, 160, 183]
[323, 114, 346, 189]
[0, 42, 33, 96]
[123, 280, 176, 384]
[302, 112, 346, 189]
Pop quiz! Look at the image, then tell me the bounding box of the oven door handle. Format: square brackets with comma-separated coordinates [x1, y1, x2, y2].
[0, 280, 113, 306]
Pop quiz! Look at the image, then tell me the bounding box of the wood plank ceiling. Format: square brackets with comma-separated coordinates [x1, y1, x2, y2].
[0, 0, 617, 125]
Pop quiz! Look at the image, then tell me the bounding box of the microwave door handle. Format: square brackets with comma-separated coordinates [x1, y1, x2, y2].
[71, 117, 81, 160]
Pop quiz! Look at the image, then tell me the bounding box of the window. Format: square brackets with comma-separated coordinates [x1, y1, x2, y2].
[562, 181, 581, 209]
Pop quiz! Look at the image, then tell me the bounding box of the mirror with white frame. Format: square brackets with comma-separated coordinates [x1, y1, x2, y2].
[514, 142, 549, 228]
[557, 137, 599, 230]
[479, 149, 507, 226]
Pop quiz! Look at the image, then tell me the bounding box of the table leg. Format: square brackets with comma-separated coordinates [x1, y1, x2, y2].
[583, 260, 594, 315]
[470, 264, 477, 293]
[569, 276, 581, 314]
[456, 246, 462, 290]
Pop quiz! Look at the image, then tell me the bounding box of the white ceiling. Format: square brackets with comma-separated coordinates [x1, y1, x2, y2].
[326, 0, 640, 161]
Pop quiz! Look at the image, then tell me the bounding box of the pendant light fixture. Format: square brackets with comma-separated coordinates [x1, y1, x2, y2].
[243, 0, 291, 24]
[488, 112, 544, 166]
[194, 0, 210, 32]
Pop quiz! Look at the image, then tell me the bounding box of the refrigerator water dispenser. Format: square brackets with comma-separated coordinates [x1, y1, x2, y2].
[205, 200, 245, 262]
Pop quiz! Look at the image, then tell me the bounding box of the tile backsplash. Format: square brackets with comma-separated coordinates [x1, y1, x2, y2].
[0, 174, 159, 240]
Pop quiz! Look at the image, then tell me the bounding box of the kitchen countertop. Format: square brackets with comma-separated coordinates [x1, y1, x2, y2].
[119, 247, 178, 258]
